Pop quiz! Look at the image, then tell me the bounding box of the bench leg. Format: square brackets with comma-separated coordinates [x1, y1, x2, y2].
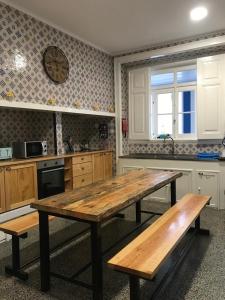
[5, 234, 28, 280]
[129, 275, 140, 300]
[39, 211, 50, 292]
[170, 180, 176, 206]
[195, 216, 210, 235]
[136, 200, 141, 224]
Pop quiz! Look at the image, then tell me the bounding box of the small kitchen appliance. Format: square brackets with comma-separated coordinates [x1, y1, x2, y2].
[12, 141, 47, 158]
[0, 147, 12, 160]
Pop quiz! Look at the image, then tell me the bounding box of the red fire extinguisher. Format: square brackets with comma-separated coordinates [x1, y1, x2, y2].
[122, 118, 128, 138]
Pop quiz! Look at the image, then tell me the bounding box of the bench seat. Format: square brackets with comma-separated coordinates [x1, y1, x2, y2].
[0, 211, 55, 280]
[0, 212, 54, 236]
[108, 193, 210, 281]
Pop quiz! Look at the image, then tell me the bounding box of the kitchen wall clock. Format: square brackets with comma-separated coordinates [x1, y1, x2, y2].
[42, 46, 69, 84]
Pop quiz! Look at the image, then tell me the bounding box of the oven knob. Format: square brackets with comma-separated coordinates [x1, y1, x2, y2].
[55, 161, 58, 165]
[44, 163, 47, 167]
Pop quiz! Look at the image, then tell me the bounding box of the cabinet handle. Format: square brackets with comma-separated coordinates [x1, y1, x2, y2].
[6, 167, 11, 172]
[82, 179, 85, 182]
[198, 172, 204, 176]
[81, 158, 84, 161]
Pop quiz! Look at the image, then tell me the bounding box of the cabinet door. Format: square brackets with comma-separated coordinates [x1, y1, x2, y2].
[5, 163, 38, 210]
[197, 55, 225, 139]
[104, 152, 112, 179]
[195, 170, 219, 208]
[129, 68, 151, 140]
[0, 168, 6, 213]
[93, 153, 104, 183]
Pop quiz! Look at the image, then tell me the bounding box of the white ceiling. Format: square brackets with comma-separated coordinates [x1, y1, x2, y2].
[3, 0, 225, 55]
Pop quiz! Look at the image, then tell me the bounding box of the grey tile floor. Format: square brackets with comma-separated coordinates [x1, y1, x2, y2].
[0, 200, 224, 300]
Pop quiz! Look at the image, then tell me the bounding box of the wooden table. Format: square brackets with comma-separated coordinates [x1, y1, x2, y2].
[31, 169, 182, 300]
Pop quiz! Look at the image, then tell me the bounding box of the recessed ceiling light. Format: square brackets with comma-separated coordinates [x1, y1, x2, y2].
[190, 6, 208, 21]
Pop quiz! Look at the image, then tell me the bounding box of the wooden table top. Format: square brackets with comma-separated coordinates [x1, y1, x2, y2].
[31, 169, 182, 222]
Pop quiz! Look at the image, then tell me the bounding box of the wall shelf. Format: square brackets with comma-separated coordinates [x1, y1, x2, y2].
[0, 99, 116, 118]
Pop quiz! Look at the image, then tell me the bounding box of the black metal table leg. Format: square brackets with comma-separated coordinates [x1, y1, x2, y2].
[39, 211, 50, 292]
[129, 275, 140, 300]
[170, 180, 176, 206]
[195, 216, 200, 231]
[5, 234, 28, 280]
[195, 215, 210, 235]
[136, 200, 141, 224]
[91, 222, 103, 300]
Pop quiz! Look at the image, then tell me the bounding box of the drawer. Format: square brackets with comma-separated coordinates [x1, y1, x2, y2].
[73, 162, 92, 177]
[73, 155, 92, 164]
[73, 173, 93, 189]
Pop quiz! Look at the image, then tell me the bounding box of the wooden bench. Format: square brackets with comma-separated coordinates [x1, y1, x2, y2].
[0, 212, 54, 280]
[108, 193, 211, 300]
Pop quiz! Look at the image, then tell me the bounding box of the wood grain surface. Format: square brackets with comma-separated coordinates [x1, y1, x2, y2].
[108, 193, 211, 280]
[31, 169, 182, 222]
[0, 212, 54, 236]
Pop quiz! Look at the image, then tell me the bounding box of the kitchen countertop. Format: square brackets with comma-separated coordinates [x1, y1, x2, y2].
[119, 153, 224, 162]
[0, 149, 112, 167]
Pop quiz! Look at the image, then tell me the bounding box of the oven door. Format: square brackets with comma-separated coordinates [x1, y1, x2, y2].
[38, 166, 65, 199]
[26, 142, 43, 157]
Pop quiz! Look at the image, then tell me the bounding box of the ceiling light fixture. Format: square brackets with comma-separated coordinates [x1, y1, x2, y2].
[190, 6, 208, 21]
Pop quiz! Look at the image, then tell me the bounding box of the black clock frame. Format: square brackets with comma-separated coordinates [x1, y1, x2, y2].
[42, 46, 69, 84]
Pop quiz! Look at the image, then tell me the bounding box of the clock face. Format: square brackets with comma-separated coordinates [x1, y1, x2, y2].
[43, 46, 69, 84]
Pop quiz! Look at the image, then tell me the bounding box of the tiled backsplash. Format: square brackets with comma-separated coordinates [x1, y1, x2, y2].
[62, 114, 116, 173]
[0, 108, 55, 154]
[0, 2, 114, 112]
[62, 114, 115, 151]
[0, 107, 116, 172]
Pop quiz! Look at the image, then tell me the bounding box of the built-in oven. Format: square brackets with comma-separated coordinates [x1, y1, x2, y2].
[37, 158, 65, 199]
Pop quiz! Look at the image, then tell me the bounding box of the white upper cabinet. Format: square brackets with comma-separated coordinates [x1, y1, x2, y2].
[129, 68, 151, 140]
[197, 54, 225, 139]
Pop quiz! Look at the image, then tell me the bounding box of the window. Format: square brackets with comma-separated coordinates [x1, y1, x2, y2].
[151, 65, 196, 139]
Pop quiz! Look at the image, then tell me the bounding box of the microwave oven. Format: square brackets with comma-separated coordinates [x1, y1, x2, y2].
[12, 141, 48, 158]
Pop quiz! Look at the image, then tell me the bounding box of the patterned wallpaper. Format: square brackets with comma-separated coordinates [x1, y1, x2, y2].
[0, 2, 114, 112]
[0, 108, 55, 154]
[0, 2, 115, 166]
[62, 114, 116, 172]
[121, 47, 225, 156]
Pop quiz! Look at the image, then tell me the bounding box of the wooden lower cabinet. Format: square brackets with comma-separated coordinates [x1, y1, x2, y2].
[73, 173, 93, 189]
[93, 153, 105, 183]
[93, 152, 113, 183]
[104, 152, 113, 179]
[0, 168, 6, 213]
[4, 163, 38, 210]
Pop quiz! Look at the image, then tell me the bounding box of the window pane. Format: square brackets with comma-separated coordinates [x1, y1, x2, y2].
[157, 93, 173, 114]
[178, 90, 195, 113]
[178, 112, 195, 134]
[177, 69, 197, 83]
[158, 115, 172, 135]
[151, 72, 174, 86]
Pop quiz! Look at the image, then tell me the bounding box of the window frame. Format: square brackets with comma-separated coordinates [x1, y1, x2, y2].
[175, 86, 197, 140]
[150, 64, 197, 140]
